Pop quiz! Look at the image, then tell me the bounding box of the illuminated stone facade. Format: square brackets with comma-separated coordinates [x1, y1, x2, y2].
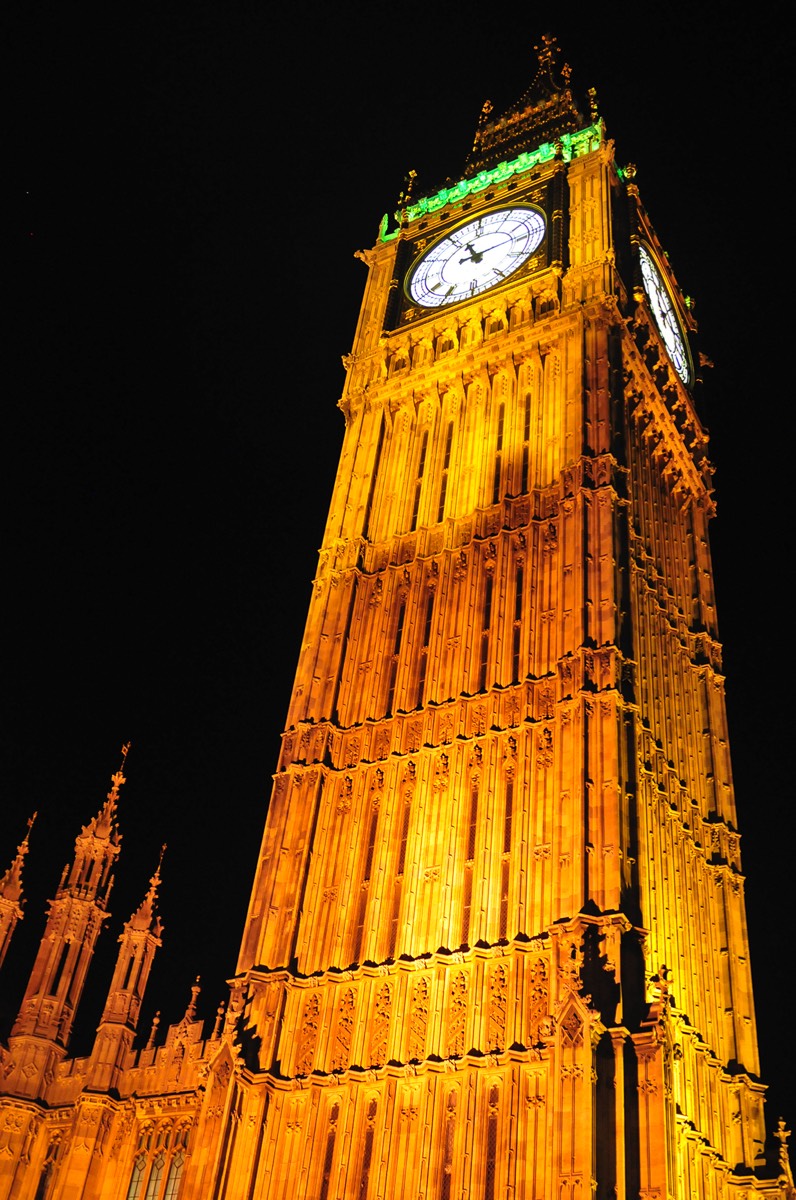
[0, 39, 792, 1200]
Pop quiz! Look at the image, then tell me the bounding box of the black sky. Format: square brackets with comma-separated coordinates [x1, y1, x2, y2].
[5, 3, 794, 1128]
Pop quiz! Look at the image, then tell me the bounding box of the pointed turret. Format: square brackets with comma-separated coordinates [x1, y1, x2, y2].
[465, 34, 587, 176]
[88, 846, 165, 1092]
[6, 746, 129, 1100]
[0, 814, 35, 971]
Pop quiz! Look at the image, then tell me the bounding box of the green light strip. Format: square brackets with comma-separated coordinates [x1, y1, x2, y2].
[380, 122, 602, 242]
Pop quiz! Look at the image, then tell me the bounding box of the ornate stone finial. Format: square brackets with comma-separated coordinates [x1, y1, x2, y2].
[185, 976, 201, 1022]
[212, 1002, 226, 1040]
[775, 1119, 795, 1191]
[146, 1010, 161, 1051]
[587, 87, 598, 122]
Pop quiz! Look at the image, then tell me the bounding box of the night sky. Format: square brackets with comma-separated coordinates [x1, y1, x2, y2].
[6, 5, 793, 1129]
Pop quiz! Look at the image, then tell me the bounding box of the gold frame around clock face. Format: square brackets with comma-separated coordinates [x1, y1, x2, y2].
[638, 243, 692, 386]
[405, 206, 546, 309]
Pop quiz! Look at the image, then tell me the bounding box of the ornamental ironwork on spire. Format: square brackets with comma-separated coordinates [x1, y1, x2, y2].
[465, 34, 586, 176]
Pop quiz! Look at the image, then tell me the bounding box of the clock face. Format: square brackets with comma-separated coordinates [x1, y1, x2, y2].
[638, 244, 691, 386]
[406, 206, 546, 308]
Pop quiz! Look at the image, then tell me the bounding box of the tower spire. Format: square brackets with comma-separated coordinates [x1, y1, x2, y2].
[465, 35, 585, 176]
[7, 749, 127, 1099]
[88, 845, 165, 1092]
[0, 813, 36, 970]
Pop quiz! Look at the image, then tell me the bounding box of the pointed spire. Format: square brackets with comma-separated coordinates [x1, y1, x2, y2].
[0, 813, 36, 906]
[63, 744, 129, 903]
[85, 741, 130, 841]
[465, 35, 586, 176]
[129, 845, 165, 933]
[9, 746, 129, 1058]
[0, 814, 36, 972]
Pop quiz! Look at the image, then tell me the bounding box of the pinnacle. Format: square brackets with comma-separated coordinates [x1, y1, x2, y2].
[128, 845, 165, 933]
[0, 814, 36, 905]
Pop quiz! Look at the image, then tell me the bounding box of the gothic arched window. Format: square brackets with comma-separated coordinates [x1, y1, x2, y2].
[124, 1121, 187, 1200]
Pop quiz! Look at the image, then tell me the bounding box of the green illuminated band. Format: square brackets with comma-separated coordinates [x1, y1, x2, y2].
[380, 122, 602, 242]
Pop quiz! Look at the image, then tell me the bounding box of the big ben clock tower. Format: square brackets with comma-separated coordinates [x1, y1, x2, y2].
[226, 35, 791, 1200]
[1, 33, 791, 1200]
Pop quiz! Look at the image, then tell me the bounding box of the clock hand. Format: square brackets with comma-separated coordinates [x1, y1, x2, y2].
[458, 242, 484, 265]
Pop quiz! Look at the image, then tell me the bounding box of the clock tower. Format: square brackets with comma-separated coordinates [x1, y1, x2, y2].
[229, 35, 790, 1200]
[0, 35, 791, 1200]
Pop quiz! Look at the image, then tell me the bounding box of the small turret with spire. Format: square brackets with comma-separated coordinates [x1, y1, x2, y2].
[0, 814, 35, 971]
[88, 845, 165, 1092]
[465, 34, 587, 177]
[6, 746, 129, 1100]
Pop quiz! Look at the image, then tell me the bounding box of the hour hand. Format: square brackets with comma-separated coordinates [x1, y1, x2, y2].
[459, 242, 483, 265]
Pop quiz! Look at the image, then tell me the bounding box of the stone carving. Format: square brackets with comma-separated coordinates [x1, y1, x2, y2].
[527, 958, 549, 1044]
[506, 695, 520, 726]
[337, 776, 353, 816]
[331, 989, 355, 1073]
[374, 727, 391, 759]
[487, 964, 507, 1051]
[408, 977, 429, 1061]
[561, 1063, 583, 1079]
[370, 982, 391, 1065]
[560, 1010, 583, 1048]
[295, 993, 321, 1076]
[447, 972, 468, 1058]
[536, 727, 553, 768]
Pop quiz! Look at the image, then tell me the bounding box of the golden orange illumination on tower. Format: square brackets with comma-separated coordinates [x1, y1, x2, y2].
[233, 38, 793, 1200]
[0, 36, 792, 1200]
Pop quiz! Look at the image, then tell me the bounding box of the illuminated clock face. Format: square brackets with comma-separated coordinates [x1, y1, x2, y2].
[406, 206, 546, 308]
[638, 244, 691, 386]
